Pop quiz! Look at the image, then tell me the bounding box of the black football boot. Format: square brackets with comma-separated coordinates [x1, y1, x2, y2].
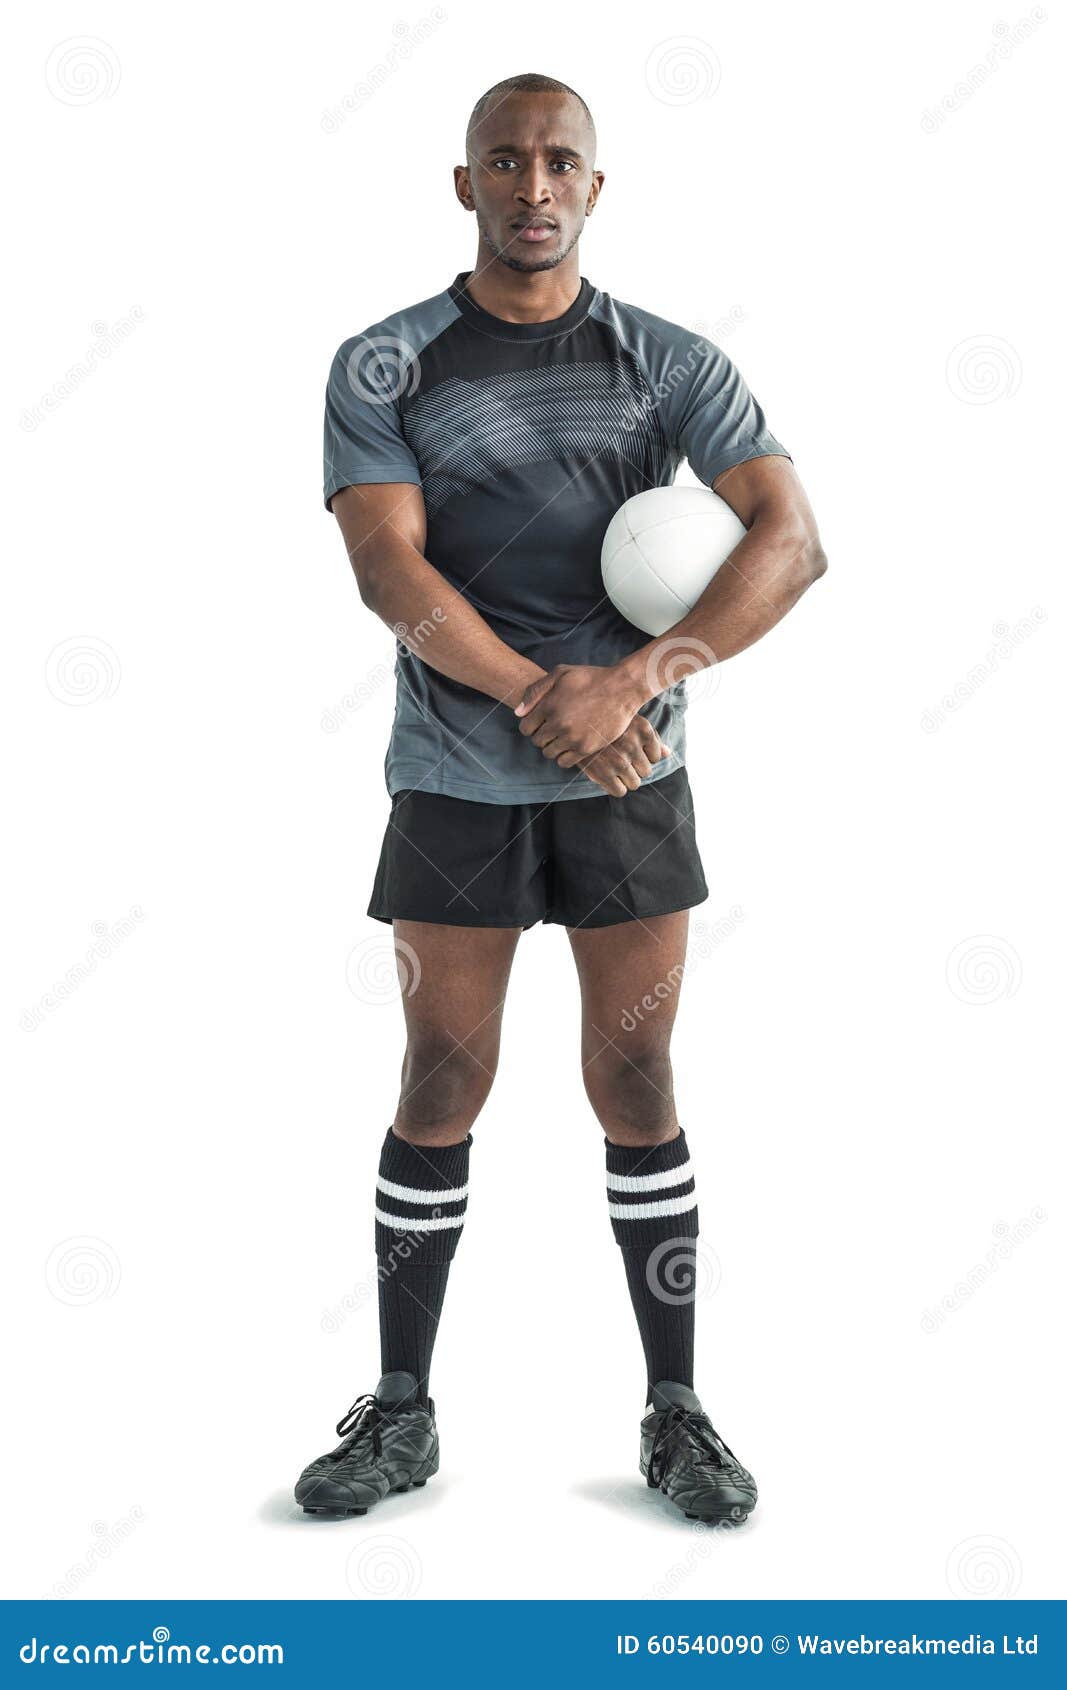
[640, 1381, 757, 1524]
[294, 1371, 439, 1517]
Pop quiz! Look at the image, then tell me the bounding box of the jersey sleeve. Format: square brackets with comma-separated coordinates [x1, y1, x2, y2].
[671, 340, 790, 488]
[323, 338, 422, 510]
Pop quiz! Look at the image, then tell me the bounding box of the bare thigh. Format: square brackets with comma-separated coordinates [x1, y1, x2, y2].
[569, 911, 691, 1146]
[391, 920, 523, 1146]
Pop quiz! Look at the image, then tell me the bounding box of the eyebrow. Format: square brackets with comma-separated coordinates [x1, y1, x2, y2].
[487, 143, 584, 160]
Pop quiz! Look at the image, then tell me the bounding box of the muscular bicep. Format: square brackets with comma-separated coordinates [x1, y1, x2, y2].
[330, 482, 428, 592]
[712, 453, 818, 540]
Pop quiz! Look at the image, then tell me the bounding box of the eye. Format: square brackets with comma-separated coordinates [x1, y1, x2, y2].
[551, 160, 577, 173]
[491, 158, 519, 171]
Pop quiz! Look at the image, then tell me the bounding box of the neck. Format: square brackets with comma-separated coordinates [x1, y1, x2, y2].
[463, 248, 582, 323]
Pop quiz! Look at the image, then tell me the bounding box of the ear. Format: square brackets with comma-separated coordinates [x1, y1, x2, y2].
[586, 170, 605, 217]
[453, 163, 475, 211]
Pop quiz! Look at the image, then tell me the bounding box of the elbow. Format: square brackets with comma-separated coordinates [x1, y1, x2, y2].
[786, 526, 828, 592]
[353, 558, 387, 615]
[752, 499, 828, 595]
[806, 535, 829, 584]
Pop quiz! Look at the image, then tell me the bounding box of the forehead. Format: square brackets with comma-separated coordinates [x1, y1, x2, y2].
[469, 91, 592, 157]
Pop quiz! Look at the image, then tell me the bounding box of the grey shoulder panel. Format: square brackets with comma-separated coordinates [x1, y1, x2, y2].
[334, 287, 461, 369]
[589, 292, 709, 396]
[589, 289, 788, 484]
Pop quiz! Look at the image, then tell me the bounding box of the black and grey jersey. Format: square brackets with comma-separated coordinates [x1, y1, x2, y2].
[324, 273, 787, 804]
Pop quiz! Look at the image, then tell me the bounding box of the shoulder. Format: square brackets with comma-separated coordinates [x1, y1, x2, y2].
[589, 287, 713, 373]
[330, 287, 461, 376]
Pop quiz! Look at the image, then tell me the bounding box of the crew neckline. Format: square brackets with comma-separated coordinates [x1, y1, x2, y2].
[448, 272, 595, 342]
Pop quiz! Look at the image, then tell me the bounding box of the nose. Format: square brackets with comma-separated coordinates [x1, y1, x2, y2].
[515, 165, 553, 209]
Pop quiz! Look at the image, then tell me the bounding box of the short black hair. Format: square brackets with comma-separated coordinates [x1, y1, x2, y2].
[466, 73, 595, 156]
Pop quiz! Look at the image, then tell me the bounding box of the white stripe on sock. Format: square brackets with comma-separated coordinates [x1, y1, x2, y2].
[606, 1159, 691, 1194]
[375, 1205, 466, 1232]
[607, 1193, 698, 1222]
[377, 1175, 469, 1205]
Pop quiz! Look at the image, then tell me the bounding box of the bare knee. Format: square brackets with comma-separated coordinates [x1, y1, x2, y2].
[394, 1025, 497, 1145]
[583, 1040, 677, 1145]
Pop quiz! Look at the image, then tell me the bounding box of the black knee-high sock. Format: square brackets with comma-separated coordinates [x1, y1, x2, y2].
[375, 1129, 470, 1406]
[606, 1130, 699, 1402]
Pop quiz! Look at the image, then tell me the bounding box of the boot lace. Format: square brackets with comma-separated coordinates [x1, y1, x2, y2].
[647, 1405, 729, 1489]
[334, 1393, 386, 1457]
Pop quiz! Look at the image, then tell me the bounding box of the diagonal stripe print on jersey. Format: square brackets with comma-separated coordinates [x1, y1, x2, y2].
[403, 361, 666, 516]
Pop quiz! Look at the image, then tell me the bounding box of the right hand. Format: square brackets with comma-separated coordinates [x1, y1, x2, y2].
[574, 716, 670, 797]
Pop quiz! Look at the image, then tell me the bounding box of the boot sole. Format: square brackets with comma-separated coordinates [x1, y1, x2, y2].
[643, 1467, 756, 1526]
[684, 1505, 753, 1523]
[299, 1461, 437, 1518]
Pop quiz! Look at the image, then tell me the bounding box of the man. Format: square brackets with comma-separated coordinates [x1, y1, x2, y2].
[295, 73, 825, 1526]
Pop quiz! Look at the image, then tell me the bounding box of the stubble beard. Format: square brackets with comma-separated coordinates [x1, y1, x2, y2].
[477, 215, 580, 274]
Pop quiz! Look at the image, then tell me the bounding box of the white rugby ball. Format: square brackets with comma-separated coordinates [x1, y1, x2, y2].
[601, 485, 746, 636]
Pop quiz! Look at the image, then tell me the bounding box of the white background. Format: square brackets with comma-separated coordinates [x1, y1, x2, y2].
[3, 0, 1063, 1604]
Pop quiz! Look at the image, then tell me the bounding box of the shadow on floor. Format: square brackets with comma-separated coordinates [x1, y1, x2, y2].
[258, 1483, 448, 1528]
[570, 1475, 760, 1538]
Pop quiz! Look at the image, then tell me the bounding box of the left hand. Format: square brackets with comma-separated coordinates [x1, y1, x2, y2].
[574, 716, 671, 794]
[514, 663, 647, 761]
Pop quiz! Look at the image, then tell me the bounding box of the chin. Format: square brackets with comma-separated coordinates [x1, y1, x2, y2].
[499, 249, 567, 274]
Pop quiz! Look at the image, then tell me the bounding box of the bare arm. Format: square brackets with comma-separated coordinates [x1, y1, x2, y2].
[331, 481, 545, 706]
[619, 454, 827, 691]
[516, 455, 828, 761]
[331, 481, 668, 795]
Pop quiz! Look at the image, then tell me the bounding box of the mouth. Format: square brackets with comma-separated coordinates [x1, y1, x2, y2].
[511, 220, 558, 244]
